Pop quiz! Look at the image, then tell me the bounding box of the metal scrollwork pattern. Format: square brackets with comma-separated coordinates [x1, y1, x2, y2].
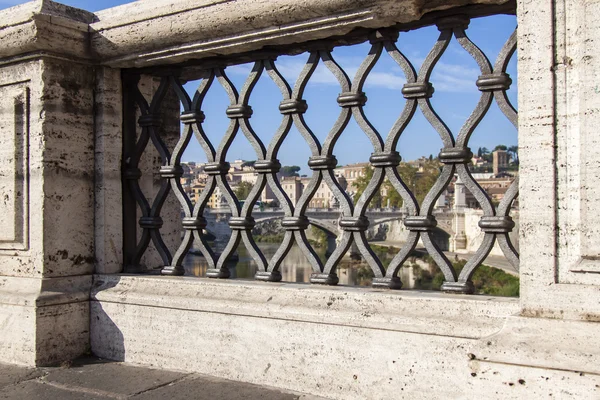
[122, 14, 518, 294]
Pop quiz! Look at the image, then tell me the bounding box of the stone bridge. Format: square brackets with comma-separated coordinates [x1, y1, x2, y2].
[205, 208, 456, 251]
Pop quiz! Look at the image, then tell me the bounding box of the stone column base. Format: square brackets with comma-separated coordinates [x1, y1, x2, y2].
[0, 276, 91, 366]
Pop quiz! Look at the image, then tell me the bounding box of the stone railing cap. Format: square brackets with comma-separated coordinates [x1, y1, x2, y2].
[0, 0, 514, 68]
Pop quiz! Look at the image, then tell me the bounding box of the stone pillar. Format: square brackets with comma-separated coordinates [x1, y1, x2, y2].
[0, 2, 97, 366]
[518, 0, 600, 320]
[0, 57, 96, 365]
[453, 175, 467, 209]
[435, 190, 446, 209]
[95, 67, 124, 274]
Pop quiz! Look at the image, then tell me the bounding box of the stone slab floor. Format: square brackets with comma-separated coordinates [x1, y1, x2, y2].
[0, 358, 325, 399]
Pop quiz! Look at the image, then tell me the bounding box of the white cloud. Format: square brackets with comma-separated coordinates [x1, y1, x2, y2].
[225, 64, 253, 75]
[224, 56, 478, 93]
[226, 58, 406, 90]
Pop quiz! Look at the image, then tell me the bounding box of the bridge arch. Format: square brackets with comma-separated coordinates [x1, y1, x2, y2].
[369, 217, 451, 251]
[370, 216, 404, 227]
[253, 216, 339, 237]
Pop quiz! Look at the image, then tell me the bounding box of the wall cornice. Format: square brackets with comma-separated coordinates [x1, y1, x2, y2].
[0, 0, 514, 69]
[92, 274, 519, 340]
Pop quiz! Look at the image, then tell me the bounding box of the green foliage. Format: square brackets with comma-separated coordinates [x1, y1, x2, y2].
[470, 265, 520, 296]
[507, 145, 519, 165]
[307, 238, 323, 248]
[411, 257, 519, 297]
[233, 181, 253, 200]
[254, 233, 284, 243]
[386, 160, 441, 207]
[280, 165, 301, 177]
[494, 144, 508, 151]
[354, 161, 441, 208]
[352, 166, 382, 208]
[310, 225, 329, 248]
[383, 178, 403, 208]
[356, 265, 375, 284]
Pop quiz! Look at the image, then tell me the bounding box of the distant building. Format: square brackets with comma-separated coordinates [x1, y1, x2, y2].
[334, 162, 368, 198]
[281, 176, 304, 205]
[492, 150, 509, 175]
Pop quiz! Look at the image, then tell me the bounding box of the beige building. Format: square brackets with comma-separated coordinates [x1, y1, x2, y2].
[492, 149, 509, 174]
[308, 181, 335, 208]
[190, 183, 206, 205]
[281, 176, 304, 206]
[448, 172, 517, 208]
[334, 162, 368, 197]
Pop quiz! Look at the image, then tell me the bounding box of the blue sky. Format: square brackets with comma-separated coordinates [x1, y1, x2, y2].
[3, 1, 517, 173]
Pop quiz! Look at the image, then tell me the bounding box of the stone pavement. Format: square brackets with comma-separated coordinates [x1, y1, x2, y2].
[0, 358, 326, 400]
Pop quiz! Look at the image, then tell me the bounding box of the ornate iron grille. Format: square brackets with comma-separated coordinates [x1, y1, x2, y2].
[122, 13, 518, 294]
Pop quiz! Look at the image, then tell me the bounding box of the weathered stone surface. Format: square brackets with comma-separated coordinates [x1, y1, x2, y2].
[469, 316, 600, 375]
[43, 360, 186, 396]
[0, 276, 90, 365]
[0, 58, 95, 279]
[90, 0, 512, 67]
[94, 67, 123, 275]
[0, 61, 45, 278]
[0, 57, 94, 365]
[90, 276, 600, 399]
[0, 0, 512, 68]
[0, 357, 327, 399]
[90, 276, 515, 399]
[0, 363, 43, 389]
[0, 381, 111, 400]
[0, 303, 36, 366]
[518, 0, 600, 320]
[131, 375, 303, 400]
[0, 297, 89, 366]
[0, 83, 29, 253]
[92, 275, 519, 339]
[0, 0, 94, 62]
[40, 58, 95, 278]
[92, 300, 476, 399]
[467, 359, 600, 399]
[553, 0, 600, 286]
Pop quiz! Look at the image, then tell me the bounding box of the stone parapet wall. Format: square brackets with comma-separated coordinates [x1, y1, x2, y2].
[91, 275, 599, 399]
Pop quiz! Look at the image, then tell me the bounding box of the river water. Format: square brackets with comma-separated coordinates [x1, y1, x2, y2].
[183, 242, 416, 287]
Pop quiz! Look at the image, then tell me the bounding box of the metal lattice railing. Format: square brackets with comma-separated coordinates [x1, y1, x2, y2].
[122, 13, 518, 294]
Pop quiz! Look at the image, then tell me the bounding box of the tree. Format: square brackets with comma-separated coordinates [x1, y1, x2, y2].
[494, 144, 507, 151]
[353, 161, 441, 209]
[383, 178, 403, 208]
[481, 147, 490, 155]
[233, 181, 253, 200]
[352, 167, 382, 208]
[477, 147, 483, 157]
[280, 165, 301, 177]
[242, 160, 256, 168]
[507, 145, 519, 165]
[383, 160, 441, 207]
